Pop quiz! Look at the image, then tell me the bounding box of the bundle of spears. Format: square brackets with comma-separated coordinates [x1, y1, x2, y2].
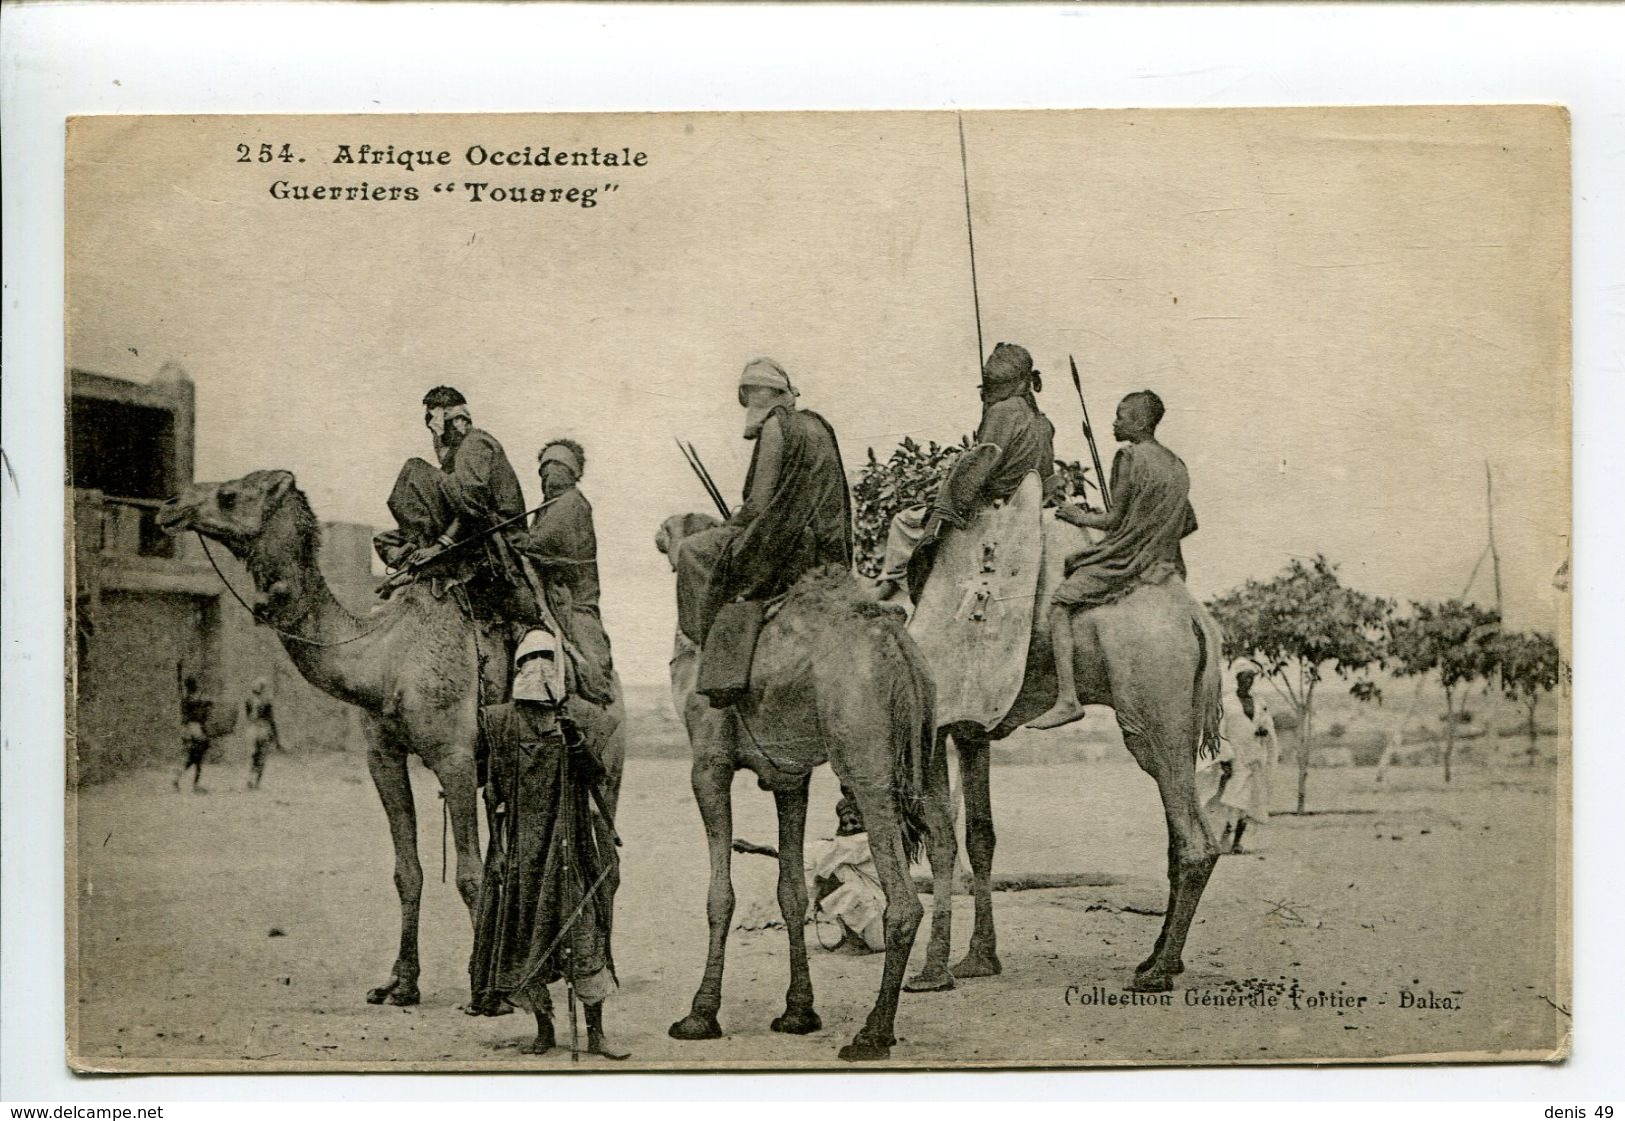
[675, 439, 732, 521]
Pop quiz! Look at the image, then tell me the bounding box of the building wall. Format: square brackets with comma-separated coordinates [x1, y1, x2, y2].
[69, 365, 383, 785]
[71, 500, 380, 784]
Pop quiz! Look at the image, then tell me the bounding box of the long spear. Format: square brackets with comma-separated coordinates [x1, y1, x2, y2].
[1069, 355, 1112, 512]
[958, 114, 985, 372]
[675, 438, 732, 521]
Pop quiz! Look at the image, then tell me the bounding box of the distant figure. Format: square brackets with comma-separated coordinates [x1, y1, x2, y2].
[808, 793, 886, 954]
[173, 674, 213, 793]
[243, 677, 283, 790]
[1028, 390, 1199, 730]
[1216, 669, 1273, 852]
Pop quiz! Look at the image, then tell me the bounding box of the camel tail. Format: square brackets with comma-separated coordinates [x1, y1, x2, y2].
[1193, 613, 1224, 763]
[888, 630, 935, 867]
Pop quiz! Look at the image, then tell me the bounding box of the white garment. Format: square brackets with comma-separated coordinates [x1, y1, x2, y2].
[1217, 692, 1274, 823]
[808, 833, 886, 953]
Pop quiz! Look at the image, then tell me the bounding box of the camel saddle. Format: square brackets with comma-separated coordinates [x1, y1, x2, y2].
[908, 471, 1044, 730]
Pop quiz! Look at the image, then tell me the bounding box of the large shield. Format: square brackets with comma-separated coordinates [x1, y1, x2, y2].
[908, 472, 1044, 729]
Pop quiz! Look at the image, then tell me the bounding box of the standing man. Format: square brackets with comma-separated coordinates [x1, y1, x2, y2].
[1028, 390, 1199, 730]
[243, 677, 283, 791]
[173, 672, 213, 793]
[522, 439, 613, 706]
[674, 358, 853, 652]
[872, 342, 1060, 602]
[373, 386, 534, 621]
[1216, 669, 1274, 851]
[468, 632, 628, 1060]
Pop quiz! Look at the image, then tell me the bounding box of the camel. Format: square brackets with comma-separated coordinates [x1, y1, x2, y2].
[901, 517, 1226, 996]
[654, 513, 955, 1062]
[160, 469, 626, 1008]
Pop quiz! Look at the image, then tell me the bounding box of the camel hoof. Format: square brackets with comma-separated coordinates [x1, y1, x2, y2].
[386, 985, 421, 1007]
[1135, 958, 1184, 979]
[951, 952, 1002, 979]
[903, 967, 956, 993]
[366, 981, 396, 1005]
[838, 1033, 895, 1062]
[1127, 971, 1175, 994]
[668, 1012, 723, 1041]
[770, 1006, 822, 1034]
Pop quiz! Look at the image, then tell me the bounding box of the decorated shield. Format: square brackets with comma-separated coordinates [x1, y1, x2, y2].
[908, 471, 1044, 730]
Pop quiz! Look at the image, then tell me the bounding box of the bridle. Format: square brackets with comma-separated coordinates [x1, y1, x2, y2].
[191, 489, 392, 649]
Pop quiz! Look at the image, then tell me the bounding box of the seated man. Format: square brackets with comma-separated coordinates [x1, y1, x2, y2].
[1028, 390, 1198, 730]
[809, 794, 886, 955]
[521, 439, 614, 706]
[673, 358, 853, 650]
[468, 632, 628, 1060]
[873, 342, 1060, 602]
[373, 385, 533, 618]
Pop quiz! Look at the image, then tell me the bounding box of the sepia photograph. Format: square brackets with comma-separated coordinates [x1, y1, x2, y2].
[62, 106, 1570, 1073]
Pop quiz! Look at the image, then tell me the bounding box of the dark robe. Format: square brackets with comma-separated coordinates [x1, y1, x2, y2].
[521, 486, 614, 704]
[469, 702, 617, 1014]
[1052, 440, 1198, 610]
[675, 405, 853, 645]
[934, 392, 1059, 522]
[374, 428, 537, 624]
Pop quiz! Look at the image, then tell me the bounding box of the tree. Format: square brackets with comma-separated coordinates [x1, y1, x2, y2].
[1493, 629, 1564, 766]
[850, 437, 1100, 578]
[1206, 556, 1392, 813]
[1386, 599, 1501, 783]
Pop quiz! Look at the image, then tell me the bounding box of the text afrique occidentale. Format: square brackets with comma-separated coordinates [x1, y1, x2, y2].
[260, 144, 650, 209]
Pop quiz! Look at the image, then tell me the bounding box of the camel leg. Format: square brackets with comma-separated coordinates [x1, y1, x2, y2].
[1120, 724, 1220, 993]
[1135, 834, 1180, 978]
[364, 735, 423, 1006]
[837, 779, 923, 1062]
[669, 755, 733, 1041]
[905, 729, 958, 993]
[953, 732, 1002, 979]
[430, 751, 484, 918]
[769, 776, 822, 1034]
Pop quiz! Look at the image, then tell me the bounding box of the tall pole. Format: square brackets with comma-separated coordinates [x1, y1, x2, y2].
[1486, 461, 1503, 617]
[958, 114, 985, 372]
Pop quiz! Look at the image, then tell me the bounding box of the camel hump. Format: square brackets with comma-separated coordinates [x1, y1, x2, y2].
[908, 472, 1045, 730]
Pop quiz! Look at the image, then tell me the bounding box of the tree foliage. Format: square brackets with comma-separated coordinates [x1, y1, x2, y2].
[1205, 555, 1393, 812]
[1493, 629, 1565, 764]
[850, 436, 1099, 577]
[1386, 599, 1501, 781]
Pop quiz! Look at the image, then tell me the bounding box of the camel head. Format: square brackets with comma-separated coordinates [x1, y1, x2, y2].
[160, 469, 323, 612]
[655, 511, 720, 571]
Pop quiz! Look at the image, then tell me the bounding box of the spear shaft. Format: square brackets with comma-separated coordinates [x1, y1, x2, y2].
[959, 114, 985, 372]
[1070, 355, 1112, 512]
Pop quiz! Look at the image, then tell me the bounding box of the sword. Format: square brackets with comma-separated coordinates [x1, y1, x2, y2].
[1070, 355, 1112, 512]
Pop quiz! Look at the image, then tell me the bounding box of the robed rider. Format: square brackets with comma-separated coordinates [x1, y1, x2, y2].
[872, 342, 1061, 602]
[673, 358, 854, 652]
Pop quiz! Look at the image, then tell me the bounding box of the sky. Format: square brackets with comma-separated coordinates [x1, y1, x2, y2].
[66, 108, 1570, 686]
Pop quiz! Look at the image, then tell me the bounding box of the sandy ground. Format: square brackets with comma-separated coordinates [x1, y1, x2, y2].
[71, 745, 1567, 1071]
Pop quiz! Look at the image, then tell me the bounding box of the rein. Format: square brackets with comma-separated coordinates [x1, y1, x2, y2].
[196, 532, 391, 649]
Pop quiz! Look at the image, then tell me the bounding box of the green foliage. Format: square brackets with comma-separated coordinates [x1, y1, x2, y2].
[849, 435, 1099, 578]
[1387, 598, 1502, 781]
[1206, 555, 1392, 812]
[1493, 629, 1563, 703]
[1205, 554, 1394, 697]
[1386, 599, 1502, 692]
